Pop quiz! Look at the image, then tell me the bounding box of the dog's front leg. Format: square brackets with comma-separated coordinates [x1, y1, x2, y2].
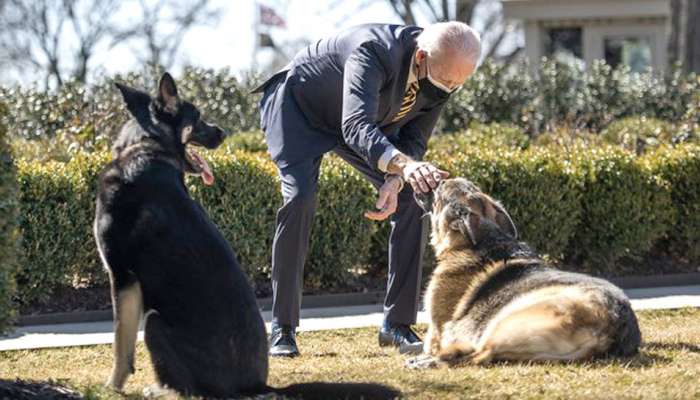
[107, 282, 143, 391]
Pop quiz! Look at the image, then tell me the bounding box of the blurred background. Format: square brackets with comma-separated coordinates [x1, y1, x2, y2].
[2, 0, 697, 89]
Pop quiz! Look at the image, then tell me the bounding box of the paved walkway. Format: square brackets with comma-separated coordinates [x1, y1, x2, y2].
[1, 285, 699, 351]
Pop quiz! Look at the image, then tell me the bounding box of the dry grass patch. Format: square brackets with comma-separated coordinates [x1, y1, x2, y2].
[1, 308, 699, 399]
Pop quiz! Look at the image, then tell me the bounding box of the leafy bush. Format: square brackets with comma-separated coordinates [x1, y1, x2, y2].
[0, 102, 20, 332]
[566, 146, 675, 274]
[439, 146, 582, 260]
[1, 68, 262, 157]
[8, 124, 700, 308]
[428, 122, 529, 157]
[644, 144, 700, 262]
[601, 116, 687, 155]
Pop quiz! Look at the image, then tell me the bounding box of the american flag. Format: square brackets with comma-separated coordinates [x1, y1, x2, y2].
[259, 3, 286, 28]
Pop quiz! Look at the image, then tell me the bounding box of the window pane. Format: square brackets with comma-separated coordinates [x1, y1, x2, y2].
[544, 28, 583, 61]
[604, 37, 652, 72]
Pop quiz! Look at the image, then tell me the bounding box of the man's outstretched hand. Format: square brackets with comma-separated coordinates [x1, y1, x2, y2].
[365, 175, 402, 221]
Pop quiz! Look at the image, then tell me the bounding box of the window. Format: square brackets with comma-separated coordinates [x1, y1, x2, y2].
[544, 27, 583, 62]
[604, 37, 652, 72]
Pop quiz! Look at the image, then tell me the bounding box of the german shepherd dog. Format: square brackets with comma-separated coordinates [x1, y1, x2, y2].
[95, 73, 399, 399]
[94, 73, 269, 397]
[409, 178, 641, 368]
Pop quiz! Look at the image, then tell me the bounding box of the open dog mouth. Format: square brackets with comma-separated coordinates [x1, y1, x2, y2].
[185, 146, 214, 186]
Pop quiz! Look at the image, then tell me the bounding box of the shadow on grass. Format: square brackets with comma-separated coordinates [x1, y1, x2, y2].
[643, 341, 700, 353]
[0, 379, 83, 399]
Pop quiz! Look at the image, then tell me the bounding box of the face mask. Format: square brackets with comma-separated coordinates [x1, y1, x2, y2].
[418, 57, 459, 101]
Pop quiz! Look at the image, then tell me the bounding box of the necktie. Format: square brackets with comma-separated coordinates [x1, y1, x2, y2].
[391, 81, 419, 122]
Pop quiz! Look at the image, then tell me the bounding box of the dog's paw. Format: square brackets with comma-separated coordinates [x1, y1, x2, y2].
[143, 384, 176, 398]
[405, 354, 439, 370]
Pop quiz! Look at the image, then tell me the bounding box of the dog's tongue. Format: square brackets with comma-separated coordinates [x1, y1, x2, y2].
[190, 150, 214, 185]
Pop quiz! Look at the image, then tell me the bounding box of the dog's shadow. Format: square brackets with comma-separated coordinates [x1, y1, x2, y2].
[643, 341, 700, 354]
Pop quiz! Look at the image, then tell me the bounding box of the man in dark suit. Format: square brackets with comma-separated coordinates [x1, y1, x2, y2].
[254, 21, 481, 356]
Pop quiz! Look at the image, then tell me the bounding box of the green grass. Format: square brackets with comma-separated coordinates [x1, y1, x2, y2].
[2, 309, 700, 399]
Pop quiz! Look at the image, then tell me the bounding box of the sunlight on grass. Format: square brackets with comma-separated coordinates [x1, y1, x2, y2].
[1, 309, 699, 399]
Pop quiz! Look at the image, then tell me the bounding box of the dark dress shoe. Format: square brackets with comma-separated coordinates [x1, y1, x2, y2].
[269, 324, 300, 357]
[378, 322, 423, 355]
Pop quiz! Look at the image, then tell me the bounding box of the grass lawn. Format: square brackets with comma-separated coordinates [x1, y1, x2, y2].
[1, 308, 699, 399]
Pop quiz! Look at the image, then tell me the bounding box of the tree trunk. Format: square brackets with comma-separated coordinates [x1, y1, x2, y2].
[668, 0, 700, 73]
[686, 0, 700, 72]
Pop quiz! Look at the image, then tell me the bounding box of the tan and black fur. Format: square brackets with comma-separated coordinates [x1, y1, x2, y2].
[410, 178, 641, 367]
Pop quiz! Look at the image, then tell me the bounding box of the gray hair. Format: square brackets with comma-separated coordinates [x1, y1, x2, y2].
[417, 21, 481, 66]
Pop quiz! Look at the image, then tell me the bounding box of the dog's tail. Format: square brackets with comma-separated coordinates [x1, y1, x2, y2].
[247, 382, 401, 400]
[608, 300, 642, 357]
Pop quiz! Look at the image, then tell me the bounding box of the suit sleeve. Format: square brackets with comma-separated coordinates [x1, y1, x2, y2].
[341, 41, 400, 170]
[392, 101, 446, 160]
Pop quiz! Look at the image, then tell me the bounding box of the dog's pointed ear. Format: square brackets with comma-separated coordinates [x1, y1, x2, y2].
[493, 202, 518, 239]
[449, 212, 481, 245]
[115, 82, 151, 119]
[157, 72, 179, 112]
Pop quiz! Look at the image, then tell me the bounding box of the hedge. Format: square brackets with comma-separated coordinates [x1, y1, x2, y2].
[644, 144, 700, 262]
[2, 59, 699, 156]
[10, 138, 700, 306]
[0, 102, 19, 332]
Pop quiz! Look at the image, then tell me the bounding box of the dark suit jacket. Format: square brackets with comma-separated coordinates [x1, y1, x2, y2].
[256, 23, 448, 169]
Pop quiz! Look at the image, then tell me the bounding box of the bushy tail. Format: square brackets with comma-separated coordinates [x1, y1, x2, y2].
[609, 301, 642, 357]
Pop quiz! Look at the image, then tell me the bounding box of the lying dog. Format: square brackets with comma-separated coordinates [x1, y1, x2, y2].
[95, 73, 399, 400]
[410, 178, 641, 368]
[94, 73, 269, 397]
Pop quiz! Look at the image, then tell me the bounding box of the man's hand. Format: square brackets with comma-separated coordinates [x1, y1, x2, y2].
[386, 153, 449, 193]
[365, 175, 402, 221]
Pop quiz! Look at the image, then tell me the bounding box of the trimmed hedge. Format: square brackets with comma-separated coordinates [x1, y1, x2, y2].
[10, 138, 700, 307]
[565, 146, 675, 274]
[0, 102, 19, 332]
[644, 144, 700, 263]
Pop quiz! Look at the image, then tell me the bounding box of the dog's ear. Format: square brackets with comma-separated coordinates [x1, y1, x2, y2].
[157, 72, 180, 113]
[493, 202, 518, 239]
[449, 211, 481, 245]
[115, 82, 151, 119]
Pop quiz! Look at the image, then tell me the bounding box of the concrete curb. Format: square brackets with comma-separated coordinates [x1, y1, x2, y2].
[15, 273, 700, 327]
[16, 291, 386, 327]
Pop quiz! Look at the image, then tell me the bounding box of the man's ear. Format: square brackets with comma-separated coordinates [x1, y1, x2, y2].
[157, 72, 179, 113]
[449, 212, 480, 245]
[115, 82, 151, 120]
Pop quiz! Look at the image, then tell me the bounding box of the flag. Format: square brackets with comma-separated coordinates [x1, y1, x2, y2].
[259, 3, 286, 28]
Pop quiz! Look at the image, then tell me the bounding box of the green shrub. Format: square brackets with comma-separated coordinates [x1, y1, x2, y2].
[191, 150, 376, 290]
[10, 125, 700, 307]
[221, 131, 268, 153]
[601, 116, 683, 155]
[15, 153, 110, 304]
[0, 102, 19, 332]
[566, 146, 675, 273]
[428, 122, 529, 157]
[439, 146, 582, 260]
[644, 144, 700, 262]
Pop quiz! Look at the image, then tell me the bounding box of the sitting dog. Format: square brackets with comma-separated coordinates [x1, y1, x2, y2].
[95, 73, 400, 400]
[95, 73, 269, 397]
[410, 178, 641, 368]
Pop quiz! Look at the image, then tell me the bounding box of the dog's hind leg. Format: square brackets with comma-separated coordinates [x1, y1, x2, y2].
[473, 291, 608, 363]
[107, 282, 143, 390]
[143, 309, 197, 396]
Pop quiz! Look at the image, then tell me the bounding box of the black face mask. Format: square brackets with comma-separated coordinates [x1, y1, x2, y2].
[418, 77, 452, 101]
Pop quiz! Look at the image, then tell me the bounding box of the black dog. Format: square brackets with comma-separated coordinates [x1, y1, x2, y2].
[95, 73, 269, 397]
[95, 73, 400, 400]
